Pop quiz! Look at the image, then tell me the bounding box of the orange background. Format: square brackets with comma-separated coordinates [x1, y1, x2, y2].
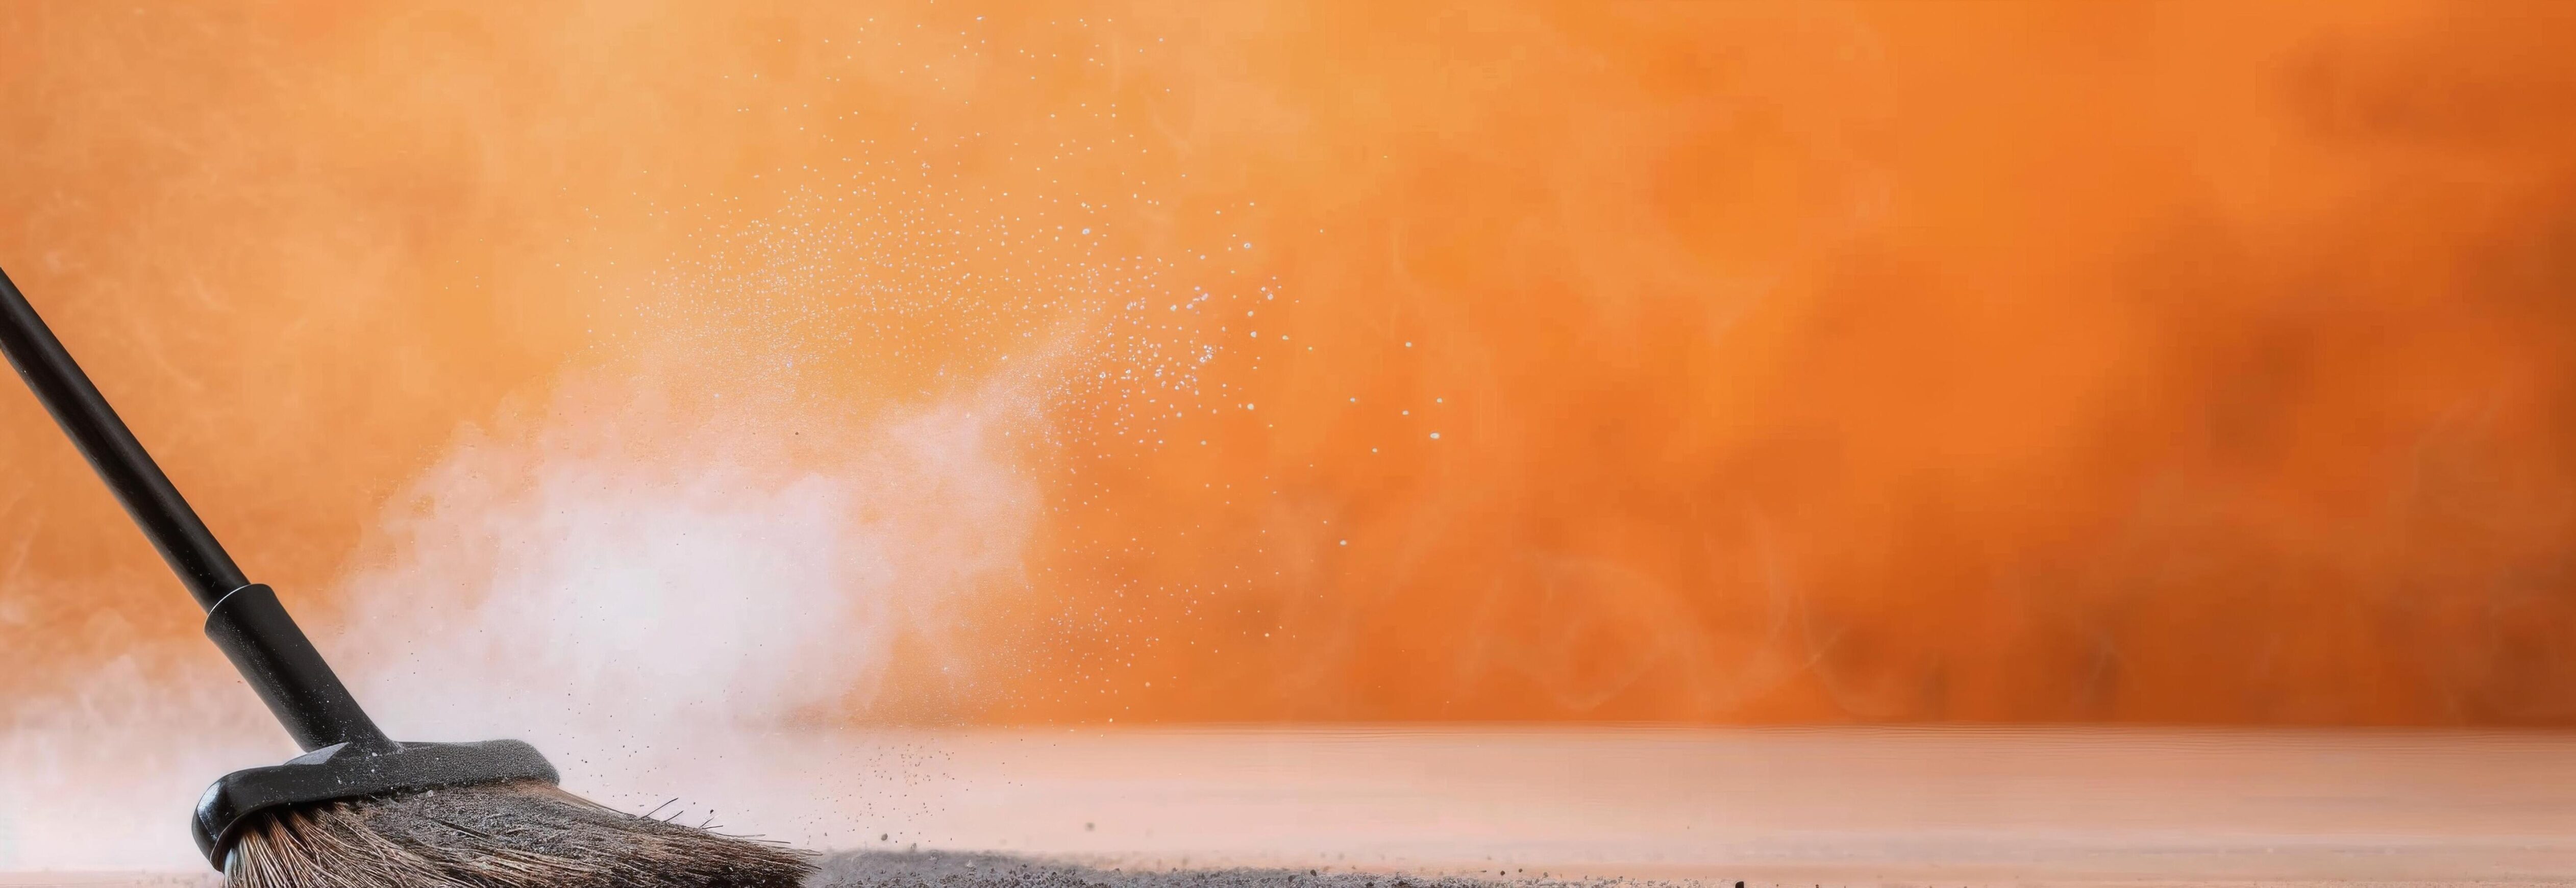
[4, 1, 2574, 726]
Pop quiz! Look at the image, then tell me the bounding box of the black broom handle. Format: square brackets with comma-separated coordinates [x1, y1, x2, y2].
[0, 265, 393, 753]
[0, 270, 244, 610]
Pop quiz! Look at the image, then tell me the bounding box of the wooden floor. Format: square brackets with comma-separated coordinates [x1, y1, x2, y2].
[9, 727, 2576, 885]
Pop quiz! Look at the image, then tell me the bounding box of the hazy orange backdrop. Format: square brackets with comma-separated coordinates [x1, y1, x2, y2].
[4, 0, 2573, 726]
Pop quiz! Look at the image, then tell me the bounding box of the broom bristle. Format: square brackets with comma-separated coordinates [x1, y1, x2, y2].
[222, 778, 814, 888]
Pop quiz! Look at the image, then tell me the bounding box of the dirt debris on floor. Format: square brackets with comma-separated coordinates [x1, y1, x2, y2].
[812, 851, 1678, 888]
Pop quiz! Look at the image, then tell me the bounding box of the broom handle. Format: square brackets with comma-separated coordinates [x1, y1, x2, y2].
[0, 265, 394, 753]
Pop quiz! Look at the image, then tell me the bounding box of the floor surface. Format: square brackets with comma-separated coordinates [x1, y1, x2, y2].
[8, 728, 2574, 886]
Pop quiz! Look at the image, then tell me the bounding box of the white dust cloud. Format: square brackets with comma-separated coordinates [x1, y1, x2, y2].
[0, 147, 1252, 867]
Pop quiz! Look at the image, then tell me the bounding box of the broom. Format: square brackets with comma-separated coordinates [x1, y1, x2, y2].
[0, 264, 814, 887]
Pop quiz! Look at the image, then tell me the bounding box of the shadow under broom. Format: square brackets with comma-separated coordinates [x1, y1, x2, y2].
[0, 265, 814, 887]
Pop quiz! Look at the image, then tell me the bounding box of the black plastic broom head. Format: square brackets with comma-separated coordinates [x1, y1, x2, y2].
[194, 737, 558, 867]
